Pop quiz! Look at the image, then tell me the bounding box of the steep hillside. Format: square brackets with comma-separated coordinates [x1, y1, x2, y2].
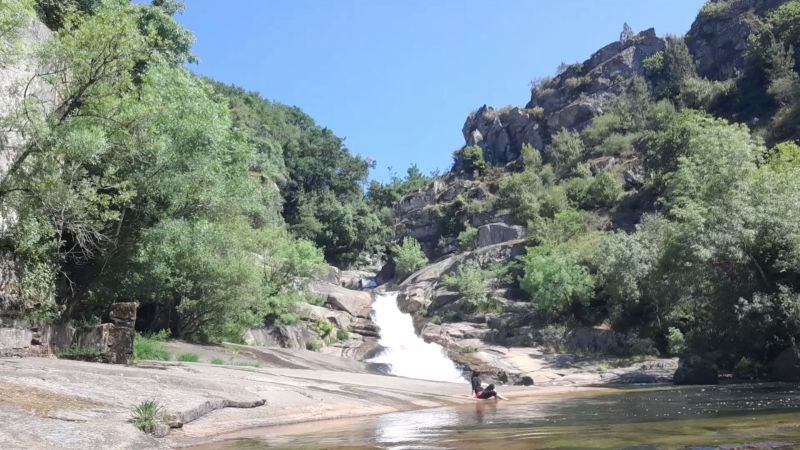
[386, 0, 800, 384]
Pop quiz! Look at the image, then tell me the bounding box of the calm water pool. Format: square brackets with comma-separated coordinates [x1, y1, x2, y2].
[195, 384, 800, 450]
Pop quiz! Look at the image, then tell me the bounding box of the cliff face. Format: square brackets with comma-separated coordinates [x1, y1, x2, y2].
[460, 29, 666, 169]
[686, 0, 788, 81]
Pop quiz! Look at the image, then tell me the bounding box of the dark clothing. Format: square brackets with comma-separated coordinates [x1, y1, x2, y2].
[471, 376, 497, 399]
[471, 376, 482, 395]
[476, 389, 497, 399]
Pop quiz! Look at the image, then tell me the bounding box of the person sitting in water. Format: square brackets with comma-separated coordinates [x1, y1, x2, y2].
[470, 371, 508, 400]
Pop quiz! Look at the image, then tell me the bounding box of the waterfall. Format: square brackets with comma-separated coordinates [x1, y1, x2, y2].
[368, 292, 465, 383]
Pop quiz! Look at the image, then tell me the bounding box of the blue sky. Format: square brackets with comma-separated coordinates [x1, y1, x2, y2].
[174, 0, 706, 182]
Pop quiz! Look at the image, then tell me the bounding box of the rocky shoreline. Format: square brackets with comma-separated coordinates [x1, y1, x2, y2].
[0, 351, 607, 449]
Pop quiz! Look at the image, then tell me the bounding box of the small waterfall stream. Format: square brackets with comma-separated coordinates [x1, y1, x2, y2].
[368, 292, 465, 383]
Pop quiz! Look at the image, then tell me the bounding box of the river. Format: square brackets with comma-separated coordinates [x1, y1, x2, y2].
[195, 384, 800, 449]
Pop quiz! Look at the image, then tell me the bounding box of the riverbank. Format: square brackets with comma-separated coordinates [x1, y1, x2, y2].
[0, 348, 609, 449]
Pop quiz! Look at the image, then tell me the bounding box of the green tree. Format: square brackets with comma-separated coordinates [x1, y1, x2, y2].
[519, 245, 595, 317]
[392, 237, 428, 279]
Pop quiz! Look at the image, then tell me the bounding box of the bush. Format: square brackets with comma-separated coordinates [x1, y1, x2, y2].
[461, 146, 488, 175]
[460, 346, 479, 354]
[305, 341, 323, 352]
[177, 353, 199, 362]
[442, 261, 492, 312]
[519, 246, 595, 316]
[210, 358, 224, 365]
[624, 336, 659, 357]
[546, 129, 585, 176]
[315, 320, 334, 338]
[392, 237, 428, 279]
[133, 331, 171, 361]
[131, 399, 165, 434]
[584, 172, 623, 208]
[763, 141, 800, 172]
[667, 327, 686, 356]
[678, 77, 735, 110]
[598, 133, 635, 156]
[457, 226, 479, 250]
[521, 143, 542, 170]
[498, 169, 543, 224]
[336, 328, 350, 341]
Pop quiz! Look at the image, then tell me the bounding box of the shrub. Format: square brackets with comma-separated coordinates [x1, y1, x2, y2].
[462, 146, 488, 175]
[519, 246, 595, 316]
[442, 261, 491, 311]
[336, 328, 350, 341]
[643, 51, 665, 75]
[457, 226, 479, 250]
[546, 129, 585, 177]
[699, 1, 736, 18]
[598, 133, 635, 156]
[521, 143, 542, 169]
[460, 346, 479, 354]
[58, 345, 105, 361]
[177, 353, 199, 363]
[564, 76, 591, 91]
[498, 169, 543, 224]
[133, 331, 171, 361]
[584, 172, 623, 208]
[667, 327, 686, 356]
[582, 113, 625, 147]
[315, 320, 334, 338]
[678, 76, 735, 110]
[210, 358, 224, 365]
[392, 237, 428, 279]
[131, 399, 165, 434]
[306, 341, 323, 352]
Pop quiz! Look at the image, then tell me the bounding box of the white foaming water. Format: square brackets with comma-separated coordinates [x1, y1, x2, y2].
[368, 292, 465, 383]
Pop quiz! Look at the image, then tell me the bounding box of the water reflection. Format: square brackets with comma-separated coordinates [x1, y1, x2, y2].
[196, 384, 800, 450]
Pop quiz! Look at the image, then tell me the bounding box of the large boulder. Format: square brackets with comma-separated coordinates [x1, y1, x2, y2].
[673, 355, 719, 385]
[771, 346, 800, 382]
[477, 223, 526, 248]
[310, 281, 373, 319]
[339, 270, 376, 290]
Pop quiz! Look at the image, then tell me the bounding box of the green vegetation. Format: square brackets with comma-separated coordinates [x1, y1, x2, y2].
[177, 353, 199, 363]
[457, 226, 479, 250]
[305, 341, 323, 352]
[130, 399, 165, 434]
[442, 262, 510, 313]
[210, 358, 224, 365]
[58, 345, 105, 361]
[461, 146, 488, 175]
[391, 237, 428, 279]
[315, 320, 334, 339]
[336, 328, 350, 341]
[133, 332, 171, 361]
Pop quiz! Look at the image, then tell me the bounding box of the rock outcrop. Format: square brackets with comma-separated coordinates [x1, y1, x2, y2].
[245, 281, 380, 361]
[458, 28, 666, 173]
[461, 106, 545, 166]
[686, 0, 788, 81]
[476, 222, 526, 248]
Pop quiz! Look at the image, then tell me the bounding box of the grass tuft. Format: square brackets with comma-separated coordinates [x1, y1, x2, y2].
[177, 353, 199, 362]
[131, 399, 165, 434]
[133, 331, 171, 361]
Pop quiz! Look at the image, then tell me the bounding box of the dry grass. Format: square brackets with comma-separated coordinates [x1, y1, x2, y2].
[0, 382, 101, 416]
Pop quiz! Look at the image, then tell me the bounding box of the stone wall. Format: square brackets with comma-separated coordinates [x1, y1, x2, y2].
[0, 303, 137, 364]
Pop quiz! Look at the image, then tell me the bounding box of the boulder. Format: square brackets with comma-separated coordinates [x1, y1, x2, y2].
[293, 303, 352, 330]
[397, 284, 431, 314]
[339, 270, 376, 290]
[673, 355, 719, 385]
[476, 223, 526, 247]
[771, 346, 800, 382]
[310, 281, 373, 319]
